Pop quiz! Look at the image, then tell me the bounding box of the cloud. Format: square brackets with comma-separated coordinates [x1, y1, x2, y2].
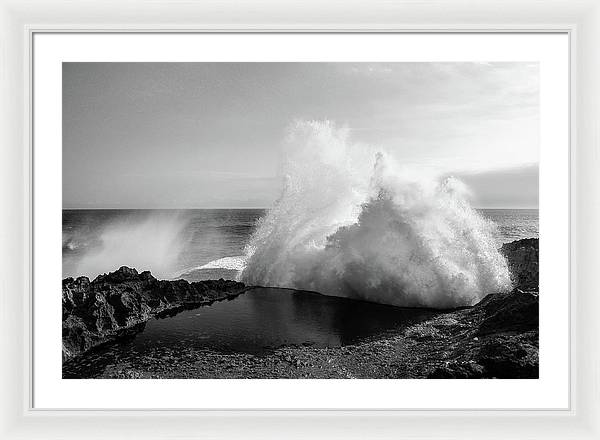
[453, 164, 539, 208]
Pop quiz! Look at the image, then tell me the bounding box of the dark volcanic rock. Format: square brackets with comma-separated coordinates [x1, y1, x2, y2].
[62, 266, 246, 360]
[427, 361, 486, 379]
[501, 238, 539, 290]
[476, 289, 538, 336]
[472, 289, 539, 378]
[425, 288, 539, 379]
[475, 332, 538, 378]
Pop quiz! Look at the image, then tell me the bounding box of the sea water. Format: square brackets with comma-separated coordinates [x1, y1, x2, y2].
[63, 207, 537, 282]
[62, 208, 264, 281]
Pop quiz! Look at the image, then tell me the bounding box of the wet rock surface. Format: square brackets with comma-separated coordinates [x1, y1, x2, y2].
[501, 237, 539, 290]
[62, 266, 247, 360]
[62, 238, 539, 379]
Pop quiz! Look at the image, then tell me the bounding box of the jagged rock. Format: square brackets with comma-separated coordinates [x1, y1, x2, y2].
[425, 288, 539, 379]
[475, 332, 538, 378]
[62, 266, 246, 360]
[501, 238, 539, 290]
[428, 361, 486, 379]
[476, 289, 538, 336]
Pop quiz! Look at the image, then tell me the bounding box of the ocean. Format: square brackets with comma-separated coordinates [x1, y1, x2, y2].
[62, 208, 538, 282]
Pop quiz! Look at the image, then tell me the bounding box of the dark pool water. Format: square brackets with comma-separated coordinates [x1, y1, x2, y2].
[63, 287, 438, 378]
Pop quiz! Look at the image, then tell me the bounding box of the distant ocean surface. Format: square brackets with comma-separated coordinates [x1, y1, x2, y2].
[62, 208, 538, 282]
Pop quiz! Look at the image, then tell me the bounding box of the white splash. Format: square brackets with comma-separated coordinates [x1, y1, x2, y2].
[197, 256, 248, 271]
[240, 120, 512, 308]
[72, 211, 188, 280]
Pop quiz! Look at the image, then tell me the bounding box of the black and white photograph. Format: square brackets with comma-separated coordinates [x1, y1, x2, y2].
[61, 61, 539, 379]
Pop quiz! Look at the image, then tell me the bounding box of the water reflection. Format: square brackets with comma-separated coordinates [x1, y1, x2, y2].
[63, 287, 440, 378]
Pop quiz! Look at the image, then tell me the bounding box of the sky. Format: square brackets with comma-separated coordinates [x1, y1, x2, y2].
[63, 62, 539, 209]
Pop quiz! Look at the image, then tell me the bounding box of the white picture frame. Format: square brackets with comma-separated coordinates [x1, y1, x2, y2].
[1, 0, 598, 438]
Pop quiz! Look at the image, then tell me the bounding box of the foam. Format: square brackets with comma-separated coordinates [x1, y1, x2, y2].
[241, 121, 512, 308]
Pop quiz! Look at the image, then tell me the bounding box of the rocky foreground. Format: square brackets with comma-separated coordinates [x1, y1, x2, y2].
[62, 268, 247, 360]
[63, 238, 539, 378]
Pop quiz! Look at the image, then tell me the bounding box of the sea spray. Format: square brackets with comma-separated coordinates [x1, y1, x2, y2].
[241, 120, 512, 308]
[66, 211, 190, 280]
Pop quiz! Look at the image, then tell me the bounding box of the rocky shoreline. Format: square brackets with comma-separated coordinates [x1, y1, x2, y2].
[62, 237, 539, 378]
[62, 268, 247, 360]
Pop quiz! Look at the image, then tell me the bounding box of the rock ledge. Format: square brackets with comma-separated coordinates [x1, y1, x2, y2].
[62, 266, 246, 360]
[501, 237, 539, 290]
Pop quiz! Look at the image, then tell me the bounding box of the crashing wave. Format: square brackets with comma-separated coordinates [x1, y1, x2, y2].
[240, 120, 512, 308]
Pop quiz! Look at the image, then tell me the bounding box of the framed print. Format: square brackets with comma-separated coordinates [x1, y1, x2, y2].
[35, 33, 567, 411]
[1, 0, 599, 439]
